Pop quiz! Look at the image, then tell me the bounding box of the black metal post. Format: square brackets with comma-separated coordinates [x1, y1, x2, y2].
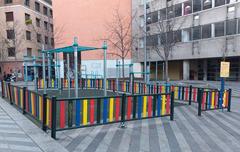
[181, 86, 184, 100]
[198, 89, 203, 116]
[120, 94, 126, 128]
[153, 95, 157, 117]
[132, 73, 135, 95]
[51, 96, 57, 139]
[36, 78, 39, 90]
[42, 94, 47, 131]
[22, 87, 26, 114]
[8, 83, 13, 104]
[227, 89, 232, 112]
[189, 85, 192, 105]
[1, 80, 4, 98]
[170, 91, 174, 121]
[97, 98, 101, 123]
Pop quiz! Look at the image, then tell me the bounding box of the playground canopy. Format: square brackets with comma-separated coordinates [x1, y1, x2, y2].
[41, 38, 108, 97]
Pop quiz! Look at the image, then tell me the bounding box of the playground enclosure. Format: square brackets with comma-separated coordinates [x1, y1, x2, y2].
[1, 78, 232, 139]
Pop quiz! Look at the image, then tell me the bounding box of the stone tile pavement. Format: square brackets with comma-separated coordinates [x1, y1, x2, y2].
[0, 97, 68, 152]
[57, 98, 240, 152]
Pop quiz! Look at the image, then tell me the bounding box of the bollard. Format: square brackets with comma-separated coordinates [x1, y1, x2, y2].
[170, 91, 174, 121]
[8, 83, 13, 104]
[227, 89, 232, 112]
[42, 94, 47, 131]
[120, 94, 126, 128]
[189, 85, 192, 105]
[22, 87, 27, 114]
[198, 89, 203, 116]
[153, 95, 157, 117]
[1, 80, 4, 98]
[51, 96, 57, 139]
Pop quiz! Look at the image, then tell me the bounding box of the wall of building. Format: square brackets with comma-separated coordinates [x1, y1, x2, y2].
[0, 0, 53, 78]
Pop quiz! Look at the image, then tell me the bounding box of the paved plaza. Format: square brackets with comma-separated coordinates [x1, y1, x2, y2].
[0, 88, 239, 152]
[56, 97, 240, 152]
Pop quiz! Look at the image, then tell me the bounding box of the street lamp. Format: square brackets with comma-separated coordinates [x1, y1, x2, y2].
[144, 0, 147, 83]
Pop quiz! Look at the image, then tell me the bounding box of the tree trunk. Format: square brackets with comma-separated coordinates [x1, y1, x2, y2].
[122, 58, 125, 78]
[165, 59, 169, 82]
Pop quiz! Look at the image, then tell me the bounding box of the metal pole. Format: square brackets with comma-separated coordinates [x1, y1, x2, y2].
[57, 54, 61, 89]
[24, 63, 28, 87]
[144, 0, 147, 83]
[103, 41, 107, 96]
[74, 37, 78, 97]
[33, 56, 37, 91]
[220, 77, 225, 108]
[116, 59, 119, 92]
[156, 61, 158, 81]
[47, 53, 51, 88]
[67, 53, 70, 91]
[42, 45, 46, 94]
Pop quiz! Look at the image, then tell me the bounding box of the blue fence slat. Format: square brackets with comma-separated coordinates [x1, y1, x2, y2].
[75, 100, 81, 126]
[138, 96, 142, 118]
[103, 98, 108, 123]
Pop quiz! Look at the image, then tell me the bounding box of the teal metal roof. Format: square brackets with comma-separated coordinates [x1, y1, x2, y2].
[42, 45, 105, 54]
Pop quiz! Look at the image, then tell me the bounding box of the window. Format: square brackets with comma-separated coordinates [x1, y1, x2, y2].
[215, 0, 225, 7]
[25, 13, 30, 21]
[193, 0, 202, 13]
[4, 0, 12, 4]
[35, 2, 40, 12]
[202, 24, 212, 39]
[8, 47, 15, 57]
[226, 0, 236, 4]
[50, 24, 53, 32]
[26, 31, 31, 40]
[5, 12, 14, 22]
[7, 30, 15, 39]
[167, 32, 174, 44]
[193, 26, 201, 40]
[182, 28, 192, 42]
[45, 36, 48, 44]
[37, 33, 41, 43]
[167, 6, 174, 19]
[146, 11, 158, 24]
[36, 18, 40, 27]
[174, 3, 182, 17]
[25, 0, 30, 7]
[228, 6, 235, 13]
[44, 21, 48, 30]
[51, 38, 54, 47]
[147, 35, 158, 46]
[174, 30, 182, 42]
[214, 22, 224, 37]
[27, 48, 32, 57]
[50, 9, 53, 17]
[43, 6, 48, 16]
[226, 19, 237, 35]
[160, 8, 166, 21]
[203, 0, 212, 10]
[184, 1, 192, 15]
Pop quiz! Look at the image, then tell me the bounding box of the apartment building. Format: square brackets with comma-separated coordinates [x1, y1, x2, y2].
[132, 0, 240, 81]
[0, 0, 54, 79]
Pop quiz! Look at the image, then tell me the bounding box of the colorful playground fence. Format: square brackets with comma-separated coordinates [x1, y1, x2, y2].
[197, 89, 232, 116]
[50, 91, 174, 138]
[1, 80, 232, 139]
[1, 81, 52, 130]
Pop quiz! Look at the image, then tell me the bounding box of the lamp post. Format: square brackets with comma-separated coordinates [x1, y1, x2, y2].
[103, 41, 107, 96]
[143, 0, 147, 83]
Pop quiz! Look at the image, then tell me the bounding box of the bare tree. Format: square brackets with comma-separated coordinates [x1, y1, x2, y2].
[140, 1, 186, 81]
[103, 9, 133, 78]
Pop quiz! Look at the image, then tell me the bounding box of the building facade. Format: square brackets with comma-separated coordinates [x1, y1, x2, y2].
[0, 0, 54, 79]
[132, 0, 240, 81]
[53, 0, 134, 78]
